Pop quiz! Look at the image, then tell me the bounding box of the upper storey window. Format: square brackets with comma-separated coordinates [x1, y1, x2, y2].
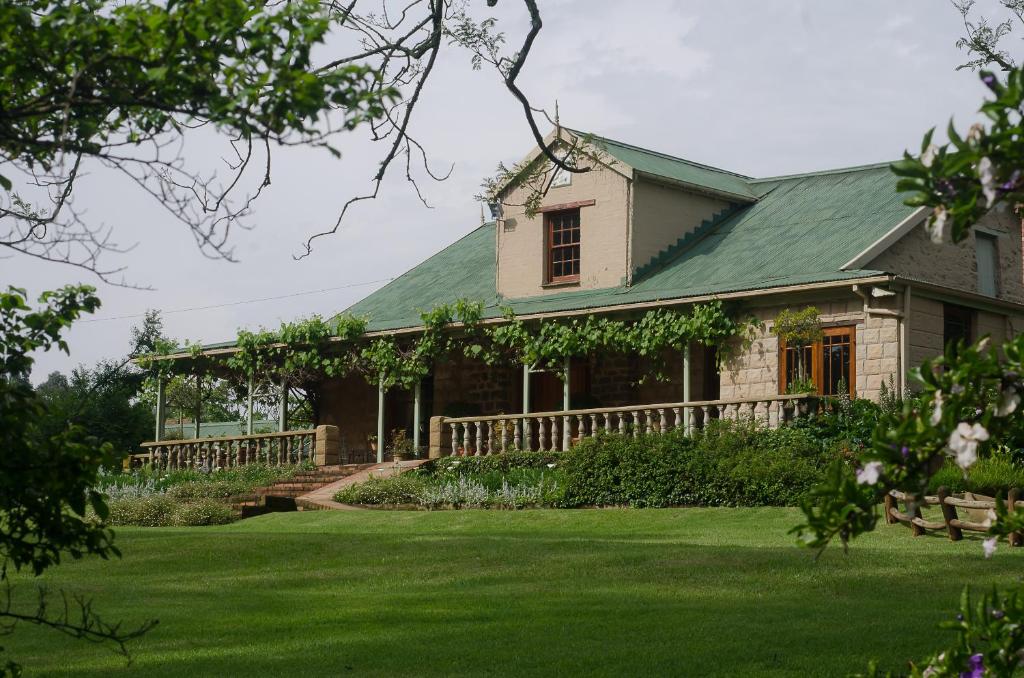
[547, 208, 580, 283]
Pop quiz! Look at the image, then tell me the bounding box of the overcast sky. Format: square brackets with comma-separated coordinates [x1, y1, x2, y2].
[5, 0, 1013, 381]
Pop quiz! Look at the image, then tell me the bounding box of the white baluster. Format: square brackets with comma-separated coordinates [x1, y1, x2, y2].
[513, 418, 522, 451]
[563, 415, 571, 450]
[450, 423, 459, 456]
[538, 418, 547, 451]
[658, 408, 668, 434]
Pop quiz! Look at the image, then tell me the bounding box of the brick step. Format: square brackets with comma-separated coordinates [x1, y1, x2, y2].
[255, 488, 310, 499]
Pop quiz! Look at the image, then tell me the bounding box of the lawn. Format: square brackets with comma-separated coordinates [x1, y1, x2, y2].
[6, 508, 1021, 677]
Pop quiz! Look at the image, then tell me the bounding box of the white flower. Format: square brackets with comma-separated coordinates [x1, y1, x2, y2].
[967, 123, 984, 144]
[855, 461, 884, 485]
[930, 390, 944, 426]
[997, 387, 1020, 417]
[983, 537, 998, 559]
[921, 144, 939, 168]
[976, 337, 991, 352]
[546, 463, 557, 469]
[978, 156, 998, 208]
[948, 422, 989, 470]
[927, 207, 950, 244]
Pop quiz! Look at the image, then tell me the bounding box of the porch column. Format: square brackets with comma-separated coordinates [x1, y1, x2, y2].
[562, 357, 571, 411]
[522, 363, 531, 414]
[682, 344, 692, 435]
[278, 376, 288, 432]
[245, 375, 254, 435]
[194, 374, 202, 438]
[413, 379, 422, 454]
[154, 376, 166, 442]
[377, 379, 385, 463]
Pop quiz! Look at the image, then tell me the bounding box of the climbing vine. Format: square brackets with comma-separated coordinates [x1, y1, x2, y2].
[141, 298, 757, 410]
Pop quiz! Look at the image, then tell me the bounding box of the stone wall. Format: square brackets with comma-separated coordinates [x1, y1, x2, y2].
[497, 160, 631, 298]
[868, 210, 1023, 304]
[718, 289, 901, 402]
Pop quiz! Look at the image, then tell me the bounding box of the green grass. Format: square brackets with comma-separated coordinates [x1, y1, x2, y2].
[6, 509, 1022, 677]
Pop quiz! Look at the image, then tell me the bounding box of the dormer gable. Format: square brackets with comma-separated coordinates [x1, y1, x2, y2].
[493, 129, 757, 299]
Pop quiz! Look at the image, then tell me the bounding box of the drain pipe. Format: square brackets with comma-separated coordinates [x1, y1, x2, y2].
[901, 284, 912, 394]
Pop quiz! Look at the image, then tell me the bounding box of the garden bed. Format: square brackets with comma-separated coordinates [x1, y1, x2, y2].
[94, 463, 312, 526]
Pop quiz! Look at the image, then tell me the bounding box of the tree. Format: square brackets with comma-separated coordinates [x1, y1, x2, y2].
[953, 0, 1024, 70]
[0, 286, 156, 675]
[0, 0, 585, 284]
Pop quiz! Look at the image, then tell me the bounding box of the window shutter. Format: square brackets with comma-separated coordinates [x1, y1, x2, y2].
[976, 233, 999, 297]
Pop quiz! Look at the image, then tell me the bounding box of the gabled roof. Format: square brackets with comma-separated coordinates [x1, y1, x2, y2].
[344, 154, 917, 332]
[588, 133, 759, 202]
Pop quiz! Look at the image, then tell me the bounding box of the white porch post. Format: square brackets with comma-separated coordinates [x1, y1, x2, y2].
[194, 374, 202, 439]
[154, 376, 166, 442]
[377, 379, 385, 463]
[413, 379, 422, 454]
[278, 376, 288, 432]
[683, 344, 692, 435]
[246, 375, 254, 435]
[562, 357, 571, 411]
[522, 364, 531, 414]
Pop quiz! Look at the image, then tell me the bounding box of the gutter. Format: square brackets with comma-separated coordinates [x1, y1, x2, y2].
[148, 274, 896, 363]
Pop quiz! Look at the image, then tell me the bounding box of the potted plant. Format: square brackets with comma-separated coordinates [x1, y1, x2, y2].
[389, 428, 414, 461]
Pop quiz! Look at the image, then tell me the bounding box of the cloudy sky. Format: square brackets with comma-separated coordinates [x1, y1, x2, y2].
[6, 0, 1015, 380]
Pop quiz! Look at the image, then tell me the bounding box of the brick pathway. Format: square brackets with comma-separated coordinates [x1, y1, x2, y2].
[295, 459, 430, 511]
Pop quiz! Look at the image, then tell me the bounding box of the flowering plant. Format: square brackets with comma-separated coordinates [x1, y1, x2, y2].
[793, 333, 1023, 552]
[892, 68, 1024, 246]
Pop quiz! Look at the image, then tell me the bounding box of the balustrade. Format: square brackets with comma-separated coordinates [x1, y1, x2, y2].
[136, 425, 340, 470]
[429, 395, 821, 458]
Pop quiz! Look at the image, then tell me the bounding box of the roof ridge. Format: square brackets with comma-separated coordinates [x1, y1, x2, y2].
[750, 161, 896, 183]
[566, 128, 753, 181]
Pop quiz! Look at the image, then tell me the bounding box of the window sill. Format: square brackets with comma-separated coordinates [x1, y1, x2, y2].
[542, 279, 580, 289]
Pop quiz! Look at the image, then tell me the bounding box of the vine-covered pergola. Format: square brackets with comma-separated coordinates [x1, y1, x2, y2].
[141, 299, 756, 462]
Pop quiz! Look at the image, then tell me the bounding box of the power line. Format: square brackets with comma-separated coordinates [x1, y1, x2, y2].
[78, 277, 394, 323]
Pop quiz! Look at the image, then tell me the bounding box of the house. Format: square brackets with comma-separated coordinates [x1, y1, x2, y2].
[141, 129, 1024, 465]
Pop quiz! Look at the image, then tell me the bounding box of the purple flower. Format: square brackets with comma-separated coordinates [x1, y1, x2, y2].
[992, 609, 1005, 620]
[982, 72, 998, 90]
[960, 653, 985, 678]
[901, 445, 910, 459]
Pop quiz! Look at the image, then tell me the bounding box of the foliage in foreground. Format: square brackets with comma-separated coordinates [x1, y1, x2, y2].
[860, 586, 1024, 678]
[0, 286, 156, 675]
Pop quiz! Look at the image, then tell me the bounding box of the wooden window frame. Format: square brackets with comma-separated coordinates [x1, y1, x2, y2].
[545, 208, 581, 284]
[778, 325, 857, 397]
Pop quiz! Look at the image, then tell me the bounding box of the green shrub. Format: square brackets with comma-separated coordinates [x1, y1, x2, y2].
[424, 451, 561, 480]
[108, 495, 178, 526]
[106, 495, 237, 526]
[928, 456, 1024, 496]
[171, 499, 236, 526]
[334, 474, 426, 505]
[560, 420, 834, 508]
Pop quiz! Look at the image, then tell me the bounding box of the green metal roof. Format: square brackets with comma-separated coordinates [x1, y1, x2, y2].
[343, 158, 916, 332]
[586, 133, 759, 201]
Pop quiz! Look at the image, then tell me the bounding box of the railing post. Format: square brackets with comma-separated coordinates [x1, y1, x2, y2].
[429, 416, 446, 459]
[937, 486, 962, 542]
[315, 425, 340, 466]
